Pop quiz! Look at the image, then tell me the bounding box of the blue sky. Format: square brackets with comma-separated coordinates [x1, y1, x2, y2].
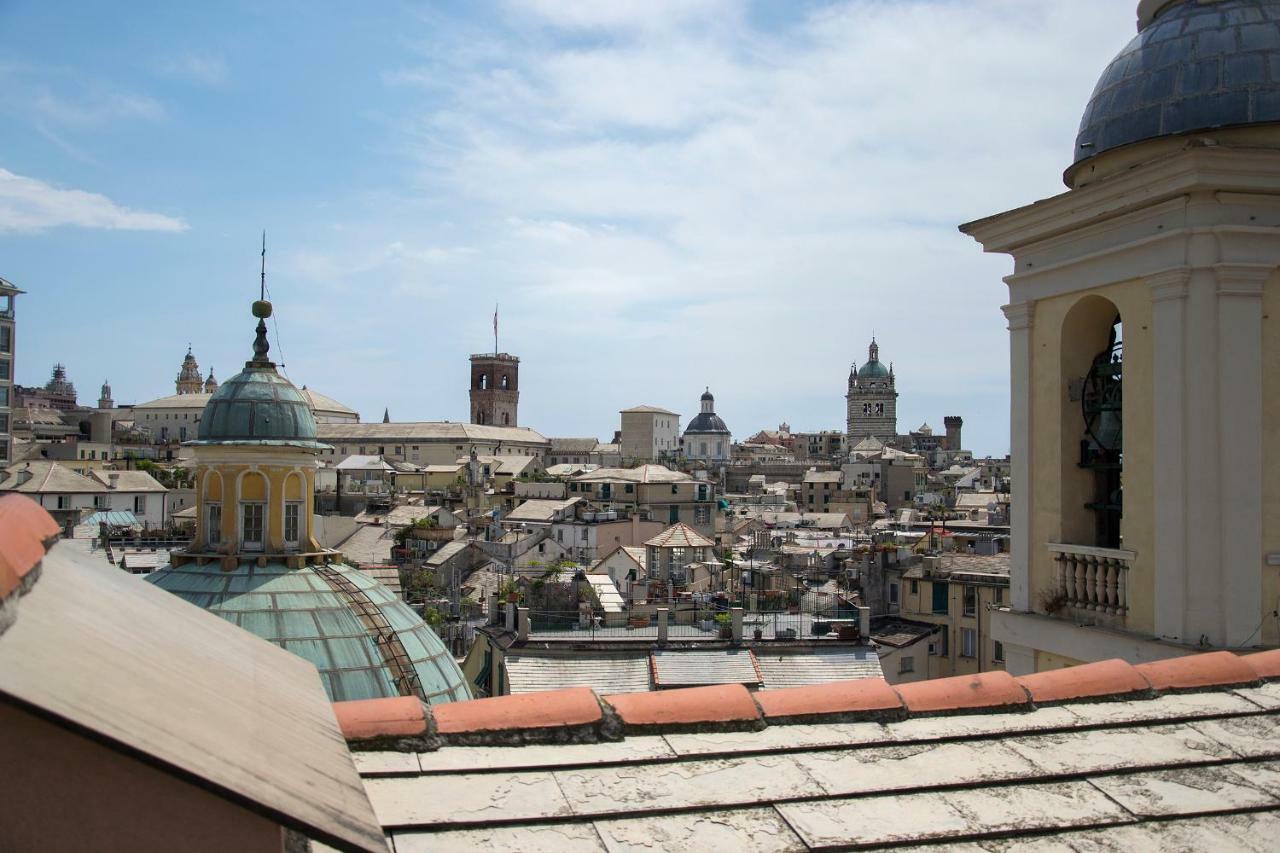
[0, 0, 1134, 455]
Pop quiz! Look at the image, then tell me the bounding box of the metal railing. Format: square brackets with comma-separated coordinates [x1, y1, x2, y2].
[1048, 543, 1134, 615]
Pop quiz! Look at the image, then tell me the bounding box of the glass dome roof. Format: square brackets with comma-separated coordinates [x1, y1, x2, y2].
[146, 560, 472, 704]
[1073, 0, 1280, 172]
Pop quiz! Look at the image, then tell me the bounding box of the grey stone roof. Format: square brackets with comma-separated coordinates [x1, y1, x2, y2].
[354, 681, 1280, 849]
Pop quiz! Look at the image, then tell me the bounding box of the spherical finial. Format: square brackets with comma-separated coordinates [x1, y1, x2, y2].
[252, 300, 273, 319]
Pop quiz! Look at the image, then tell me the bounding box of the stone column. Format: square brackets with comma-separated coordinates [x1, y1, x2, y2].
[1214, 264, 1268, 647]
[1002, 301, 1035, 612]
[730, 607, 744, 644]
[657, 608, 669, 644]
[1149, 269, 1190, 644]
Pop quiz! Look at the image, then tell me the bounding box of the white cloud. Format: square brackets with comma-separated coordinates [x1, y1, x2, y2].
[32, 88, 164, 126]
[505, 0, 740, 32]
[332, 0, 1136, 452]
[0, 168, 187, 232]
[160, 54, 229, 86]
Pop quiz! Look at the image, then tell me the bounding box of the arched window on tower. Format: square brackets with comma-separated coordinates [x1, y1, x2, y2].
[1080, 315, 1123, 549]
[478, 373, 488, 390]
[1061, 296, 1123, 550]
[502, 412, 509, 425]
[500, 374, 509, 389]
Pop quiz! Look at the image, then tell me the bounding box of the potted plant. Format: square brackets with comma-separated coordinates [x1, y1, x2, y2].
[714, 612, 733, 640]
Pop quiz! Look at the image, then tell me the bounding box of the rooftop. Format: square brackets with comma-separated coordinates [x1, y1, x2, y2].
[620, 405, 678, 415]
[338, 648, 1280, 850]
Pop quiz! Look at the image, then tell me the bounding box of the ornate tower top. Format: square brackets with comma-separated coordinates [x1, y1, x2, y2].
[176, 346, 204, 395]
[868, 337, 879, 363]
[203, 370, 218, 393]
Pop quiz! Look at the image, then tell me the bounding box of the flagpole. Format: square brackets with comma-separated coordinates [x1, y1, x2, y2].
[494, 303, 499, 355]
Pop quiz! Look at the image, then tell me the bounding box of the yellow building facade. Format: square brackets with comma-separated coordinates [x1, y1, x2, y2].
[963, 0, 1279, 672]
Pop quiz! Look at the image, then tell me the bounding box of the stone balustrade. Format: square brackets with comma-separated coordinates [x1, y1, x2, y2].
[1047, 543, 1135, 615]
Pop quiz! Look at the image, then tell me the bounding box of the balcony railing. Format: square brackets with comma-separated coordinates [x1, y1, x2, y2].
[1047, 543, 1134, 615]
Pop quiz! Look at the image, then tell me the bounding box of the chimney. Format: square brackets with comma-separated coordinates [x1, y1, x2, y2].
[108, 473, 120, 490]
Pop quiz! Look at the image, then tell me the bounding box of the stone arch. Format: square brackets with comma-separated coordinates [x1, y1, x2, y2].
[1060, 294, 1123, 549]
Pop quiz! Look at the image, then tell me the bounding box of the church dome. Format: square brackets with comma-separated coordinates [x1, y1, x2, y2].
[192, 300, 324, 448]
[195, 367, 321, 447]
[701, 388, 714, 402]
[1071, 0, 1280, 175]
[685, 412, 730, 434]
[858, 360, 891, 380]
[146, 560, 472, 704]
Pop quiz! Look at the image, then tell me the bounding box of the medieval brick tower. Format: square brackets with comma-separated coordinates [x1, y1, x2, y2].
[469, 353, 519, 427]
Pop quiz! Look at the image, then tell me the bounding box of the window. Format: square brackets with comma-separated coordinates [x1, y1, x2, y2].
[994, 586, 1004, 604]
[889, 582, 899, 605]
[557, 529, 564, 543]
[960, 627, 977, 658]
[671, 484, 679, 494]
[963, 585, 977, 617]
[0, 325, 10, 353]
[284, 502, 301, 546]
[931, 581, 949, 614]
[207, 503, 221, 544]
[993, 640, 1005, 663]
[93, 495, 106, 509]
[133, 495, 147, 514]
[695, 506, 710, 524]
[241, 503, 265, 550]
[0, 413, 8, 432]
[0, 359, 8, 380]
[56, 495, 71, 510]
[0, 388, 7, 406]
[938, 629, 949, 657]
[580, 528, 588, 542]
[395, 446, 403, 456]
[625, 484, 634, 493]
[910, 579, 919, 594]
[898, 656, 914, 674]
[669, 506, 679, 523]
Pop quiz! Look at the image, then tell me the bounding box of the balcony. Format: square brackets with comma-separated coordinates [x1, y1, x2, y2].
[1047, 543, 1134, 617]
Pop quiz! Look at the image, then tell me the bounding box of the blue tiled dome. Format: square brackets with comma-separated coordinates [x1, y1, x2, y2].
[146, 560, 472, 704]
[1074, 0, 1280, 170]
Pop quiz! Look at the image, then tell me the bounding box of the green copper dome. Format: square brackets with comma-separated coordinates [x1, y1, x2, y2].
[857, 360, 890, 380]
[193, 366, 323, 447]
[190, 298, 327, 449]
[146, 560, 472, 704]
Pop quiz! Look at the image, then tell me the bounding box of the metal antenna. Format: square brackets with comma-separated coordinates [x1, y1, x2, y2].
[260, 230, 267, 301]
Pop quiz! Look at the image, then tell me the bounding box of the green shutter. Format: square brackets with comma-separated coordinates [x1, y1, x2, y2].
[931, 581, 949, 614]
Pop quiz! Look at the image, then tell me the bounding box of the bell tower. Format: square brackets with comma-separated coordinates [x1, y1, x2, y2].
[469, 352, 519, 427]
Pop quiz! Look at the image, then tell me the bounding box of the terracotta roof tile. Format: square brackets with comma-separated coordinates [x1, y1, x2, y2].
[334, 696, 430, 742]
[1135, 651, 1260, 691]
[1016, 658, 1151, 704]
[0, 494, 60, 601]
[432, 686, 604, 742]
[605, 683, 763, 732]
[1244, 648, 1280, 680]
[333, 649, 1280, 746]
[755, 677, 904, 723]
[895, 670, 1030, 714]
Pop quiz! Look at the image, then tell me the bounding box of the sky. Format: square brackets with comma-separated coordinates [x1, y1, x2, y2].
[0, 0, 1138, 456]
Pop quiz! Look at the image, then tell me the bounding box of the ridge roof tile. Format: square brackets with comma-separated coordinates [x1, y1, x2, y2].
[1016, 658, 1152, 704]
[1135, 650, 1261, 691]
[755, 675, 903, 723]
[605, 683, 763, 732]
[894, 670, 1030, 714]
